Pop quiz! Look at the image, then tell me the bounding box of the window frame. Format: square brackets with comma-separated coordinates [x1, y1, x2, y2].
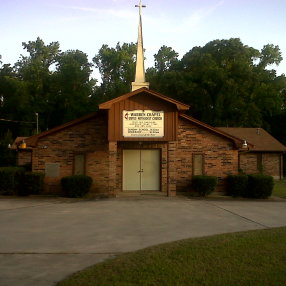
[192, 153, 205, 176]
[73, 153, 86, 175]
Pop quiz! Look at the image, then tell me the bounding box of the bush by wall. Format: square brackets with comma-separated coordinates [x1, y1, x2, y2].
[61, 175, 93, 198]
[246, 174, 274, 199]
[191, 175, 218, 196]
[226, 175, 248, 197]
[18, 172, 44, 196]
[0, 167, 25, 195]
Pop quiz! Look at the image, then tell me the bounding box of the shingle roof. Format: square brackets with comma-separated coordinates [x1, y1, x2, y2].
[217, 127, 286, 152]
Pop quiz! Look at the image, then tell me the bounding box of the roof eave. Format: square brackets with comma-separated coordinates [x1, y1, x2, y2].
[25, 112, 100, 147]
[99, 88, 190, 111]
[179, 114, 246, 148]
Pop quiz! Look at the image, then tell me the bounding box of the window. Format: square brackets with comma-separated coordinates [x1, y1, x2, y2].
[257, 153, 263, 173]
[74, 154, 85, 175]
[193, 154, 204, 176]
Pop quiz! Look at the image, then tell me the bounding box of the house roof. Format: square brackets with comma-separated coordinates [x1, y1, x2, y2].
[217, 127, 286, 152]
[24, 89, 189, 147]
[25, 112, 100, 147]
[99, 87, 190, 111]
[179, 114, 246, 148]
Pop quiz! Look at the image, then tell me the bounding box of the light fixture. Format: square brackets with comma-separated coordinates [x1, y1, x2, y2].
[19, 140, 26, 149]
[242, 140, 248, 149]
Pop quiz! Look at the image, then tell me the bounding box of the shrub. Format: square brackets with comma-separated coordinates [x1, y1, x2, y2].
[226, 175, 248, 197]
[246, 174, 274, 199]
[61, 175, 93, 198]
[18, 172, 44, 196]
[191, 175, 218, 196]
[0, 167, 25, 195]
[21, 163, 32, 172]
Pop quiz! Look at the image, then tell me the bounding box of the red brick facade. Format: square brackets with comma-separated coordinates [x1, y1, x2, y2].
[176, 117, 238, 192]
[31, 114, 109, 194]
[21, 89, 284, 196]
[17, 150, 32, 167]
[239, 152, 283, 179]
[27, 111, 240, 195]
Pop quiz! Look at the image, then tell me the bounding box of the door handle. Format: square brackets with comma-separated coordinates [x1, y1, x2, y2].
[137, 169, 144, 173]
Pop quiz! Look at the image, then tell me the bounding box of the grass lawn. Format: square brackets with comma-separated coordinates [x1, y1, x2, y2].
[57, 227, 286, 286]
[273, 180, 286, 198]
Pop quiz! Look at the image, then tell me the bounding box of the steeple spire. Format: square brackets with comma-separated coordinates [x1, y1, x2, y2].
[132, 0, 149, 91]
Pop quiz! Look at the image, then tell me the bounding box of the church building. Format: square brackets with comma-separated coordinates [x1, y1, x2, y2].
[17, 1, 285, 196]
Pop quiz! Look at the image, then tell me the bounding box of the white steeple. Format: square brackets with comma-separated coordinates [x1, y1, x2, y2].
[131, 0, 149, 91]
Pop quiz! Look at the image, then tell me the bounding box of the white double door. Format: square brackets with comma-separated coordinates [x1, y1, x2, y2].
[123, 149, 160, 191]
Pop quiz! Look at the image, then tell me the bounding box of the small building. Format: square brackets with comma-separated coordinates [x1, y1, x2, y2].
[218, 128, 286, 179]
[16, 2, 286, 196]
[23, 88, 247, 195]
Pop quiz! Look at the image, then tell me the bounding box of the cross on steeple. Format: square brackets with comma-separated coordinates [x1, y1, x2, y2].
[131, 0, 149, 91]
[135, 0, 146, 16]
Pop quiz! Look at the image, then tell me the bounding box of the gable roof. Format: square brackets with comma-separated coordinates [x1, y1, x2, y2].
[217, 127, 286, 152]
[99, 87, 190, 111]
[25, 112, 101, 147]
[179, 114, 246, 148]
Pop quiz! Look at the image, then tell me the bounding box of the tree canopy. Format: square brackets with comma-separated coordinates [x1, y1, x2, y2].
[1, 38, 96, 138]
[147, 38, 285, 131]
[1, 37, 285, 149]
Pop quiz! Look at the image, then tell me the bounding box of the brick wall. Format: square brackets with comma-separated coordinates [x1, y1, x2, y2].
[32, 114, 109, 194]
[263, 153, 282, 179]
[17, 150, 32, 166]
[176, 117, 238, 192]
[240, 152, 282, 179]
[239, 153, 258, 174]
[30, 113, 243, 195]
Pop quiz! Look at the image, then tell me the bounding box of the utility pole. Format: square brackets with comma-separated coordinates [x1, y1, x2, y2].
[35, 113, 39, 134]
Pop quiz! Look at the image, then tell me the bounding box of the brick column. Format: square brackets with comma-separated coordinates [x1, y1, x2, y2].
[167, 141, 177, 197]
[108, 141, 117, 196]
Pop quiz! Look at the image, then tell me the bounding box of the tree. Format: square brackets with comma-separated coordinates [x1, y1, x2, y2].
[154, 45, 179, 73]
[148, 38, 286, 129]
[93, 42, 136, 101]
[147, 46, 180, 93]
[0, 60, 33, 137]
[14, 37, 61, 130]
[258, 44, 283, 69]
[49, 50, 96, 126]
[12, 38, 97, 130]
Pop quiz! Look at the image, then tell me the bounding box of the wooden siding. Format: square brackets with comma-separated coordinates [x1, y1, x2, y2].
[108, 93, 178, 141]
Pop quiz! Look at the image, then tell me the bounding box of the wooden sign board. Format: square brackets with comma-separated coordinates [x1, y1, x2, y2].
[123, 110, 164, 138]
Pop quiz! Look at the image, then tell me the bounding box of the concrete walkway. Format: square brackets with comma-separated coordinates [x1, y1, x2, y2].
[0, 196, 286, 286]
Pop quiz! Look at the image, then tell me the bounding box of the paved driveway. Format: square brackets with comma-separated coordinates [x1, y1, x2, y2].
[0, 196, 286, 286]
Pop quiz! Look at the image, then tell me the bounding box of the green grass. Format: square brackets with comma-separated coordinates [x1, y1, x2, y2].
[57, 227, 286, 286]
[272, 180, 286, 198]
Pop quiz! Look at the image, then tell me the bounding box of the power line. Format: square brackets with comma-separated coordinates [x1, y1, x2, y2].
[0, 118, 35, 124]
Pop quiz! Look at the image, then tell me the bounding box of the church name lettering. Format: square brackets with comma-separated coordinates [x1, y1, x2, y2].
[123, 110, 164, 138]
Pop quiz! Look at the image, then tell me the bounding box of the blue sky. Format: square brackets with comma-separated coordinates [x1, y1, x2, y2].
[1, 0, 285, 78]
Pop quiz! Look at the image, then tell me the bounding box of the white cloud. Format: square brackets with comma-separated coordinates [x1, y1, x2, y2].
[157, 0, 225, 34]
[70, 6, 137, 20]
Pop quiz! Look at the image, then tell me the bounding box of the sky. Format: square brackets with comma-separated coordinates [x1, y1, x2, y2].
[1, 0, 286, 79]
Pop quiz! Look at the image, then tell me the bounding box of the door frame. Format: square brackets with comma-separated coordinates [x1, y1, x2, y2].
[122, 148, 162, 192]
